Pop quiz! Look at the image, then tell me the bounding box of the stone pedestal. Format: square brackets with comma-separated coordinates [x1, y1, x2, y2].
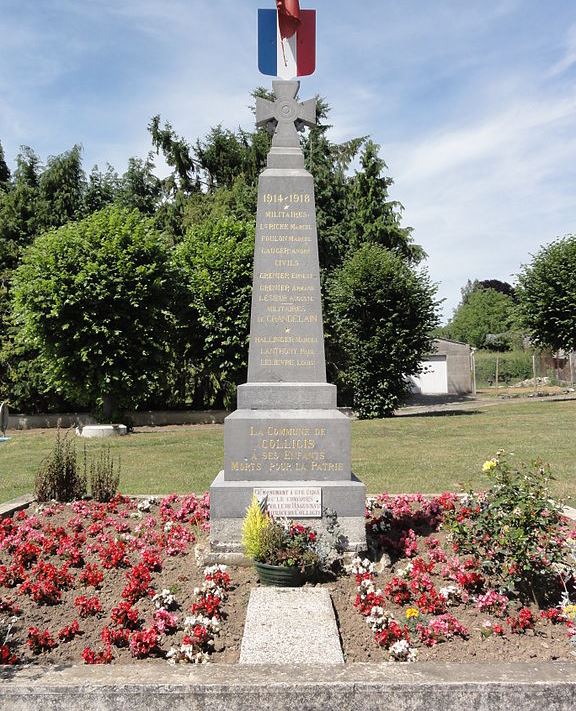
[209, 81, 366, 552]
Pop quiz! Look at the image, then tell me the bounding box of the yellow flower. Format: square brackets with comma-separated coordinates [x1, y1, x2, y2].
[563, 604, 576, 620]
[482, 459, 497, 473]
[405, 607, 419, 620]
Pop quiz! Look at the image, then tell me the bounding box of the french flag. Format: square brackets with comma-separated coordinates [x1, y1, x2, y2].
[258, 2, 316, 79]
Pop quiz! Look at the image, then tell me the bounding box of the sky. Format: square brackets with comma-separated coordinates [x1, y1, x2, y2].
[1, 0, 575, 322]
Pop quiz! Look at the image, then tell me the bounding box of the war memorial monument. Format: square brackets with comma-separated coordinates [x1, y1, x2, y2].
[209, 3, 366, 553]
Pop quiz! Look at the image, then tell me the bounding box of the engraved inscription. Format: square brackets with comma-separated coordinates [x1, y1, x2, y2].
[253, 487, 321, 518]
[232, 425, 345, 475]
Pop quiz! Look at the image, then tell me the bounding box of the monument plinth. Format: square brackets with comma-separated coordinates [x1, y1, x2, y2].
[209, 80, 366, 552]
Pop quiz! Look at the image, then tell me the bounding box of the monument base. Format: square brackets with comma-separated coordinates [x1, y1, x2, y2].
[209, 470, 367, 553]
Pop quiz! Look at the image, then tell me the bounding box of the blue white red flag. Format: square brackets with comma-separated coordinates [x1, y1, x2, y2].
[258, 6, 316, 79]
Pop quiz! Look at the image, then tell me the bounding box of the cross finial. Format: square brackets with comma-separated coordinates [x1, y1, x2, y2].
[256, 80, 316, 149]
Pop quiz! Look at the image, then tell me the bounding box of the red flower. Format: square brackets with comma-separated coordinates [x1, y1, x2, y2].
[27, 626, 57, 653]
[82, 644, 113, 664]
[74, 595, 102, 618]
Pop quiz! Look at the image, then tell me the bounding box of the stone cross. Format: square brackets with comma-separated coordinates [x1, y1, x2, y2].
[256, 80, 316, 149]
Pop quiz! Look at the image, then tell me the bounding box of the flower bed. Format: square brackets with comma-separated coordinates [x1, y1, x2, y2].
[1, 478, 575, 665]
[0, 494, 241, 665]
[349, 486, 576, 662]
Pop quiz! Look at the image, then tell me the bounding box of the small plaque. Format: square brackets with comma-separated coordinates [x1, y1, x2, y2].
[254, 486, 321, 518]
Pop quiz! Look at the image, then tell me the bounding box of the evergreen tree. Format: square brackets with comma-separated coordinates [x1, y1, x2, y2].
[116, 154, 161, 215]
[149, 115, 197, 195]
[36, 145, 85, 231]
[0, 147, 41, 275]
[348, 140, 425, 264]
[0, 141, 10, 189]
[84, 164, 119, 214]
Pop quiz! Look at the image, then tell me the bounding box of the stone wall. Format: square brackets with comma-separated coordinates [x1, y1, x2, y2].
[432, 338, 473, 395]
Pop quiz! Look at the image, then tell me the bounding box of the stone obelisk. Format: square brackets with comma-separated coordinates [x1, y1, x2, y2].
[209, 80, 366, 552]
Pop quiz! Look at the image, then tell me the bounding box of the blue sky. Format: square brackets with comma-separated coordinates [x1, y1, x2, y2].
[1, 0, 575, 321]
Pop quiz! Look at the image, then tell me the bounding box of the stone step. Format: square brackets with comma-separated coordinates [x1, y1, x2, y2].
[240, 587, 344, 665]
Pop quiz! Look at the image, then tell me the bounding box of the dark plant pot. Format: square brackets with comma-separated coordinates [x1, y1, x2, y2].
[254, 561, 305, 587]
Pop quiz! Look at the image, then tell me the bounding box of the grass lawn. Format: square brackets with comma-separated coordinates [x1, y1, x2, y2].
[1, 398, 574, 503]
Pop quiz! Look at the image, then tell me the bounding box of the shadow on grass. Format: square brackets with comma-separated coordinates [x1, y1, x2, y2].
[398, 409, 482, 419]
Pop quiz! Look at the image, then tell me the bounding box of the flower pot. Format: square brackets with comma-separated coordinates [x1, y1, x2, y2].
[254, 561, 305, 587]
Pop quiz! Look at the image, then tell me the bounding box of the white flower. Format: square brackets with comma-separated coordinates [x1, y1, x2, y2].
[439, 585, 461, 605]
[203, 564, 227, 576]
[389, 639, 418, 662]
[366, 606, 394, 632]
[345, 557, 374, 576]
[396, 561, 413, 579]
[152, 588, 177, 609]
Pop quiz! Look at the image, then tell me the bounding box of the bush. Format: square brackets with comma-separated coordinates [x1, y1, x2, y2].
[171, 218, 254, 409]
[326, 244, 439, 418]
[474, 350, 533, 387]
[11, 206, 177, 418]
[241, 496, 270, 560]
[444, 452, 569, 604]
[87, 445, 120, 503]
[35, 429, 87, 502]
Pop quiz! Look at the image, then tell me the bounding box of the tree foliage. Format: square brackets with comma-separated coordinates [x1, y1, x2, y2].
[327, 244, 439, 418]
[36, 144, 85, 232]
[0, 142, 10, 188]
[442, 287, 519, 350]
[1, 88, 435, 415]
[172, 218, 254, 409]
[516, 234, 576, 352]
[12, 206, 176, 417]
[348, 140, 425, 264]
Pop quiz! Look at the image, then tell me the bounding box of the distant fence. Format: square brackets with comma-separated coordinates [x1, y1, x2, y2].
[474, 350, 575, 388]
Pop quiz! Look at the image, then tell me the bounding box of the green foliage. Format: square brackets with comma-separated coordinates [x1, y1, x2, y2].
[242, 496, 271, 559]
[12, 206, 177, 415]
[304, 125, 363, 270]
[116, 155, 161, 215]
[172, 218, 254, 408]
[327, 244, 439, 418]
[0, 147, 41, 276]
[87, 445, 120, 503]
[183, 175, 257, 227]
[35, 429, 87, 502]
[444, 452, 568, 604]
[149, 115, 197, 194]
[348, 140, 425, 264]
[0, 142, 10, 188]
[516, 234, 576, 352]
[474, 350, 533, 387]
[195, 125, 254, 190]
[443, 287, 519, 349]
[36, 145, 85, 232]
[1, 89, 428, 413]
[84, 164, 119, 214]
[256, 520, 321, 572]
[460, 279, 515, 304]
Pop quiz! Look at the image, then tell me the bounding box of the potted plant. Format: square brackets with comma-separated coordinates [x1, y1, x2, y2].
[242, 496, 342, 586]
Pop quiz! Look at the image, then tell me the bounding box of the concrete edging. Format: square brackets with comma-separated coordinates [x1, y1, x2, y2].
[1, 662, 575, 711]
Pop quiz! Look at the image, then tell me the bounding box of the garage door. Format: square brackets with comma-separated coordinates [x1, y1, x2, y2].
[410, 355, 448, 395]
